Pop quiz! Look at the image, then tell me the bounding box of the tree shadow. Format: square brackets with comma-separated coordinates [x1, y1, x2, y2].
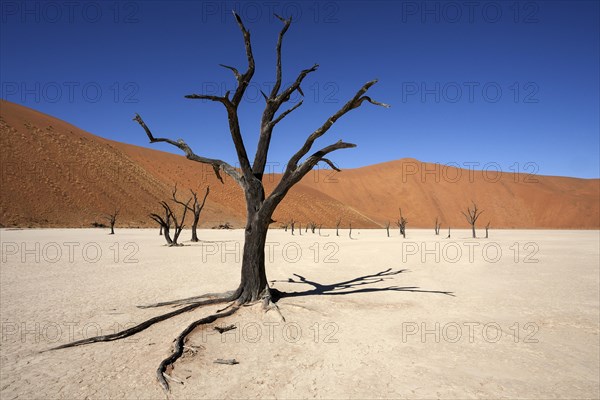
[271, 268, 455, 299]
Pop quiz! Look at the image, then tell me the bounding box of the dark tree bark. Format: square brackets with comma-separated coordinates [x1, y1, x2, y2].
[462, 201, 484, 239]
[434, 217, 441, 235]
[485, 221, 490, 238]
[336, 218, 341, 236]
[150, 192, 191, 246]
[172, 184, 210, 242]
[396, 208, 407, 239]
[104, 208, 120, 235]
[57, 13, 388, 393]
[149, 202, 173, 246]
[159, 225, 162, 236]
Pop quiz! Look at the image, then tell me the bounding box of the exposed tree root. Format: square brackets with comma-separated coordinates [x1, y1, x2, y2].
[46, 295, 236, 351]
[156, 305, 240, 393]
[214, 325, 237, 334]
[214, 358, 239, 365]
[137, 291, 236, 309]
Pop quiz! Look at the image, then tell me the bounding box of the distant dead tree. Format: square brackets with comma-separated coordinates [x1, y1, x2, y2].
[336, 218, 341, 236]
[281, 222, 288, 232]
[462, 202, 484, 238]
[396, 208, 407, 238]
[290, 219, 295, 235]
[434, 217, 441, 235]
[171, 184, 210, 242]
[149, 195, 191, 246]
[309, 222, 316, 234]
[385, 221, 390, 237]
[298, 222, 302, 236]
[189, 187, 210, 241]
[149, 202, 173, 245]
[53, 12, 388, 393]
[349, 222, 353, 239]
[485, 221, 490, 238]
[446, 226, 451, 239]
[104, 208, 120, 235]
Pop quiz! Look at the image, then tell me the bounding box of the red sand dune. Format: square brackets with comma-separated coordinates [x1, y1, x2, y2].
[1, 100, 598, 229]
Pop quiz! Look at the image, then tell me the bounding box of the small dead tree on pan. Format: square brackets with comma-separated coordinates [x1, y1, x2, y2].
[462, 201, 484, 239]
[104, 208, 120, 235]
[434, 217, 441, 235]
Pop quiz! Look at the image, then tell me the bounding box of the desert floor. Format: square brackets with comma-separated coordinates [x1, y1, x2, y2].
[0, 228, 598, 399]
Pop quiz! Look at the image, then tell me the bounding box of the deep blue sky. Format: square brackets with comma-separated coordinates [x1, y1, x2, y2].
[1, 0, 599, 178]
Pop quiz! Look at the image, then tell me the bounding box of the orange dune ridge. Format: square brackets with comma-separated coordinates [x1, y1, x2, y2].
[1, 100, 598, 229]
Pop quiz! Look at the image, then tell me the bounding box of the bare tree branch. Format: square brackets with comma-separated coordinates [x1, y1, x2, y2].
[283, 79, 388, 180]
[133, 114, 242, 186]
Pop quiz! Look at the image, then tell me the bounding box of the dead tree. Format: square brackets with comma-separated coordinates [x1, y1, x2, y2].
[434, 217, 441, 235]
[396, 208, 407, 238]
[149, 202, 173, 246]
[53, 13, 388, 393]
[190, 187, 210, 241]
[336, 218, 341, 236]
[104, 208, 119, 235]
[446, 226, 451, 239]
[349, 222, 353, 239]
[290, 219, 295, 235]
[299, 222, 302, 236]
[159, 225, 162, 236]
[385, 221, 390, 237]
[149, 197, 191, 246]
[172, 184, 210, 242]
[462, 202, 484, 238]
[485, 221, 490, 238]
[309, 222, 316, 234]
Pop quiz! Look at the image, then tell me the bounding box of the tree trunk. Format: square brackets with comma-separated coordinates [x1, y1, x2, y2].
[164, 225, 173, 245]
[191, 213, 200, 242]
[471, 224, 476, 238]
[159, 225, 163, 235]
[237, 225, 268, 302]
[110, 224, 115, 235]
[234, 186, 270, 303]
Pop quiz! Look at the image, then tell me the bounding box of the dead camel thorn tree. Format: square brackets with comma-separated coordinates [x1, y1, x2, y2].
[149, 195, 191, 247]
[336, 218, 341, 236]
[49, 12, 388, 393]
[462, 201, 484, 238]
[485, 221, 490, 238]
[396, 208, 407, 238]
[385, 220, 390, 237]
[172, 185, 210, 242]
[104, 208, 120, 235]
[434, 217, 441, 235]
